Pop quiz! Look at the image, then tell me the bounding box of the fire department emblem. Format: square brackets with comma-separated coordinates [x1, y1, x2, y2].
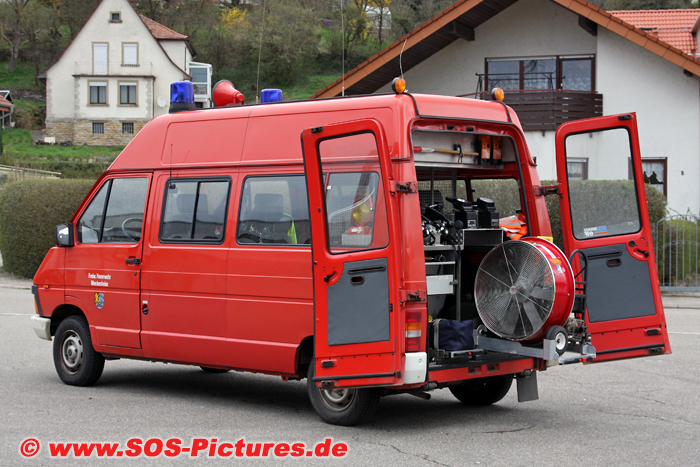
[94, 293, 105, 309]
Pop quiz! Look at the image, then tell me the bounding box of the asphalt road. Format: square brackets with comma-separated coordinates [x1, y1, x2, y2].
[1, 285, 699, 466]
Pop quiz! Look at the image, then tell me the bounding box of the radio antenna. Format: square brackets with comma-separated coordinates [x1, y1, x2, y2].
[255, 0, 267, 104]
[399, 39, 407, 80]
[341, 0, 345, 96]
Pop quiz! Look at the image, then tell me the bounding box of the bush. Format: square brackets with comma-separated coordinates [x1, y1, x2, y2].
[0, 179, 94, 278]
[543, 181, 665, 250]
[474, 179, 666, 251]
[654, 216, 700, 287]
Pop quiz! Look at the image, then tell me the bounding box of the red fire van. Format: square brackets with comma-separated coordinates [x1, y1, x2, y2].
[30, 82, 670, 425]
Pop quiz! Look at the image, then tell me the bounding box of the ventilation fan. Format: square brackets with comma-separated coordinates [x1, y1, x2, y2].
[475, 237, 575, 342]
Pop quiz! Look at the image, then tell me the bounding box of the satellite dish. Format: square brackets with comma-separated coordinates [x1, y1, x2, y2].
[157, 96, 167, 108]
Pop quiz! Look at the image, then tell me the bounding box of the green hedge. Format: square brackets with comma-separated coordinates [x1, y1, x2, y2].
[476, 179, 667, 250]
[0, 179, 95, 278]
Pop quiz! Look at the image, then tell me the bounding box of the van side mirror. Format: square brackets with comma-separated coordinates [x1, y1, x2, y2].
[55, 223, 74, 247]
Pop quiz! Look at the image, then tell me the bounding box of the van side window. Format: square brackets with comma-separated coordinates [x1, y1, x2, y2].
[237, 175, 310, 245]
[160, 178, 230, 243]
[77, 177, 149, 243]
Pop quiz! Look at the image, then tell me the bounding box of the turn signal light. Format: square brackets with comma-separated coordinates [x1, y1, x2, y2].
[392, 77, 407, 94]
[491, 87, 505, 102]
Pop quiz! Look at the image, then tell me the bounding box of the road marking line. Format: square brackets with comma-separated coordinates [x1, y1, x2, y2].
[669, 332, 700, 335]
[0, 313, 31, 316]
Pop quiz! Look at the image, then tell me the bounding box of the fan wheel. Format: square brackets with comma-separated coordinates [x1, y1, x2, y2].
[475, 238, 574, 342]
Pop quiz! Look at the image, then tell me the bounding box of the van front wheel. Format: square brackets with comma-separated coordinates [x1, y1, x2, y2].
[53, 316, 105, 386]
[307, 365, 380, 426]
[449, 375, 513, 406]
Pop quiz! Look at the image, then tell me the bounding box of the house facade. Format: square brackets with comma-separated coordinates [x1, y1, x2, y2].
[314, 0, 700, 216]
[40, 0, 211, 146]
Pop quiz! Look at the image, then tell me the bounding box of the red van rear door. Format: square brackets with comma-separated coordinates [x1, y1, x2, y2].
[555, 113, 671, 362]
[301, 119, 402, 388]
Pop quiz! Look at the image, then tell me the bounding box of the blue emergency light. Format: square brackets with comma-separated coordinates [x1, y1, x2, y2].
[169, 81, 196, 114]
[261, 89, 283, 104]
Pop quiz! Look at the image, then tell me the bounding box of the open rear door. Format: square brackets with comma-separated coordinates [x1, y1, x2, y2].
[555, 113, 671, 362]
[301, 119, 401, 389]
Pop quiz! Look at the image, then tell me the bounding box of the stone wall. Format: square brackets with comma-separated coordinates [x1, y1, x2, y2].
[44, 119, 148, 146]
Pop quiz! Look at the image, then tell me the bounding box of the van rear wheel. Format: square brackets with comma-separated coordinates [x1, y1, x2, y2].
[449, 375, 513, 406]
[53, 316, 105, 386]
[307, 364, 381, 426]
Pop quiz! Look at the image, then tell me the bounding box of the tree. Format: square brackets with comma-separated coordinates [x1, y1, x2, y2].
[53, 0, 101, 39]
[0, 0, 32, 73]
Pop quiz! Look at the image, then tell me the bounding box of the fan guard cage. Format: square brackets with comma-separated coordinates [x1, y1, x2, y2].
[475, 240, 558, 341]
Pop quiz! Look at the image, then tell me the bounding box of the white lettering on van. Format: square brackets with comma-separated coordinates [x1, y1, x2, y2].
[88, 272, 111, 287]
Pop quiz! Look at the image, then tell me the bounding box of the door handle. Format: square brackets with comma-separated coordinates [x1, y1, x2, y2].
[324, 271, 336, 283]
[125, 258, 141, 265]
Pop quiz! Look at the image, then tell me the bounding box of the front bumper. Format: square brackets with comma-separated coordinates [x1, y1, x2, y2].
[31, 316, 51, 341]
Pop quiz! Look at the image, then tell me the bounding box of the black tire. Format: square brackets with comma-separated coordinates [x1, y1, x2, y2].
[307, 364, 381, 426]
[449, 375, 513, 406]
[200, 366, 230, 373]
[546, 325, 569, 356]
[53, 316, 105, 386]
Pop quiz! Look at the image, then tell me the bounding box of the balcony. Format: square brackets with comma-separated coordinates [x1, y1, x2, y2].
[74, 61, 153, 76]
[466, 70, 603, 131]
[482, 89, 603, 131]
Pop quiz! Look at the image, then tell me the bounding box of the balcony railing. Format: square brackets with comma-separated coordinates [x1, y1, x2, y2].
[462, 89, 603, 131]
[74, 61, 153, 76]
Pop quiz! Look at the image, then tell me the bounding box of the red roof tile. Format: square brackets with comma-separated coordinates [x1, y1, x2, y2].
[610, 9, 699, 56]
[139, 14, 188, 40]
[0, 95, 14, 112]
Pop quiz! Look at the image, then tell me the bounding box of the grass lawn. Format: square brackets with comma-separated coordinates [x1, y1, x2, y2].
[0, 62, 41, 90]
[1, 129, 123, 162]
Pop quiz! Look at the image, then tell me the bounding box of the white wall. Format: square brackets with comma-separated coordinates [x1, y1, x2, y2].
[375, 0, 700, 215]
[597, 28, 700, 215]
[46, 0, 190, 122]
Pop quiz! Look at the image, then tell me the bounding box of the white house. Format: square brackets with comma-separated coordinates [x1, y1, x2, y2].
[313, 0, 700, 216]
[39, 0, 212, 146]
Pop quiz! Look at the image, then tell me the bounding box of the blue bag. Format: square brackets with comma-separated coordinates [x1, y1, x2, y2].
[430, 319, 475, 351]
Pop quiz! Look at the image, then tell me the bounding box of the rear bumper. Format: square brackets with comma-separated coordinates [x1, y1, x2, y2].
[31, 316, 52, 341]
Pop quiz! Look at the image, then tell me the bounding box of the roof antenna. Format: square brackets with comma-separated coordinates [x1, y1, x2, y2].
[399, 39, 407, 80]
[255, 0, 267, 104]
[341, 0, 345, 96]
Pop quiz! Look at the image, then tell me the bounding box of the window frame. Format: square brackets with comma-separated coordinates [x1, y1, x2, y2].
[485, 55, 595, 92]
[92, 42, 108, 75]
[159, 176, 232, 245]
[236, 174, 311, 247]
[566, 157, 589, 181]
[122, 122, 134, 135]
[88, 81, 108, 105]
[77, 177, 149, 244]
[118, 81, 137, 106]
[110, 11, 122, 23]
[121, 42, 138, 66]
[637, 157, 667, 197]
[92, 122, 105, 135]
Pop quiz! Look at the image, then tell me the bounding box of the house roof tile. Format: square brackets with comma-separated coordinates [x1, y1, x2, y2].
[0, 95, 14, 113]
[609, 9, 699, 57]
[139, 14, 188, 40]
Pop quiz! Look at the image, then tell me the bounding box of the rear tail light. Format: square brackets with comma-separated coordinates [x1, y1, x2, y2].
[405, 310, 422, 352]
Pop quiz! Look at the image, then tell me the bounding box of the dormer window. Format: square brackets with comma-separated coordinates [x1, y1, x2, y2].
[110, 12, 122, 23]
